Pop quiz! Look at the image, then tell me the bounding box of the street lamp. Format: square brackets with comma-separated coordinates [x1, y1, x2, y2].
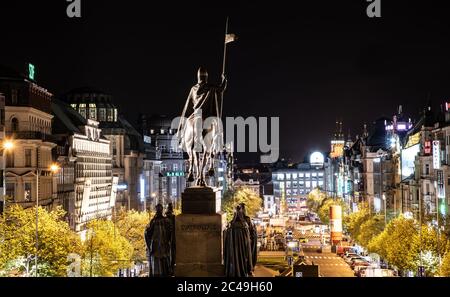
[1, 139, 14, 214]
[151, 192, 157, 210]
[34, 162, 60, 277]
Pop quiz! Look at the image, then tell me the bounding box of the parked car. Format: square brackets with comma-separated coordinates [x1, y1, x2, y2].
[354, 266, 369, 277]
[351, 259, 370, 270]
[361, 268, 397, 277]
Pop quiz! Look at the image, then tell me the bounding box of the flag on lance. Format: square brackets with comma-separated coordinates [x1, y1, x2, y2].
[225, 33, 237, 44]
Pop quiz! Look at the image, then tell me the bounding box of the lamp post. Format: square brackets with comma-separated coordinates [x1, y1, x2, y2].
[34, 162, 60, 277]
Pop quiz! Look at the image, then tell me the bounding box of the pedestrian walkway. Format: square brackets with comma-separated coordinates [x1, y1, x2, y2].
[253, 265, 280, 277]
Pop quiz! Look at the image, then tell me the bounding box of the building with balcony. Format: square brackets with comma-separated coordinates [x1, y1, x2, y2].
[52, 99, 114, 232]
[0, 64, 57, 210]
[61, 87, 144, 211]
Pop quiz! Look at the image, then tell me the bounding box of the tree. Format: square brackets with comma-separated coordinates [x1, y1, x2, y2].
[82, 219, 133, 277]
[115, 208, 151, 264]
[439, 251, 450, 276]
[346, 202, 370, 240]
[0, 205, 82, 276]
[222, 187, 262, 222]
[411, 225, 450, 276]
[306, 188, 326, 213]
[368, 215, 417, 274]
[316, 197, 347, 225]
[356, 215, 384, 247]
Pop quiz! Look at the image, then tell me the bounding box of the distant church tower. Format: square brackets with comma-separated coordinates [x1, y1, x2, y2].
[330, 120, 345, 158]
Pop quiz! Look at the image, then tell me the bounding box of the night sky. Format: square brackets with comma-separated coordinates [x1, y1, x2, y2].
[1, 1, 450, 163]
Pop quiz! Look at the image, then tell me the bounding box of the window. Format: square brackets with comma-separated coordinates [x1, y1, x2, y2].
[6, 152, 14, 167]
[70, 104, 77, 110]
[312, 172, 317, 177]
[286, 173, 291, 180]
[161, 164, 167, 171]
[11, 118, 19, 132]
[277, 173, 284, 180]
[89, 104, 97, 120]
[11, 89, 18, 104]
[292, 173, 297, 179]
[286, 189, 291, 196]
[173, 164, 178, 171]
[5, 183, 14, 199]
[305, 181, 311, 188]
[107, 108, 114, 122]
[319, 181, 324, 187]
[78, 104, 86, 118]
[171, 188, 177, 197]
[286, 181, 291, 188]
[305, 173, 310, 178]
[171, 177, 177, 186]
[293, 181, 297, 187]
[425, 164, 430, 176]
[299, 173, 304, 178]
[318, 172, 324, 177]
[24, 183, 32, 201]
[25, 149, 32, 167]
[98, 108, 106, 121]
[114, 109, 118, 122]
[312, 181, 317, 188]
[299, 180, 304, 186]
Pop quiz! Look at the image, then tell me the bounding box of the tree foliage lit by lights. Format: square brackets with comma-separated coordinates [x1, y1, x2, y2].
[367, 216, 417, 274]
[411, 225, 450, 276]
[440, 252, 450, 276]
[0, 205, 82, 276]
[82, 219, 134, 277]
[222, 187, 262, 222]
[115, 208, 153, 264]
[307, 188, 347, 225]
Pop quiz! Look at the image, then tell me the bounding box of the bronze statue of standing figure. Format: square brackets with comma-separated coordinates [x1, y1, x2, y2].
[144, 204, 173, 277]
[165, 203, 176, 275]
[240, 203, 258, 275]
[223, 205, 253, 277]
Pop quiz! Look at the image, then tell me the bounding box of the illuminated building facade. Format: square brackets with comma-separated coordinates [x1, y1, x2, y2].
[62, 88, 144, 211]
[0, 93, 5, 212]
[52, 99, 114, 232]
[139, 115, 186, 209]
[0, 64, 57, 211]
[272, 152, 325, 213]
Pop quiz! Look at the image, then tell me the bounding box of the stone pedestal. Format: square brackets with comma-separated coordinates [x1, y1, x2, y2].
[175, 186, 226, 277]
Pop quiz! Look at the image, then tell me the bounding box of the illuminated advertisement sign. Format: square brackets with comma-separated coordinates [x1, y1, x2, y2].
[405, 132, 420, 149]
[433, 140, 441, 169]
[401, 144, 420, 179]
[166, 171, 184, 177]
[330, 140, 344, 158]
[117, 183, 128, 190]
[424, 141, 431, 155]
[140, 175, 145, 201]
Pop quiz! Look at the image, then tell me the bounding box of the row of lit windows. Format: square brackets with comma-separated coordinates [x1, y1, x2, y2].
[274, 172, 324, 180]
[70, 103, 118, 122]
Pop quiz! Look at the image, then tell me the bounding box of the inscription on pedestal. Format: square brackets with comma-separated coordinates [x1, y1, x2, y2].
[181, 224, 220, 232]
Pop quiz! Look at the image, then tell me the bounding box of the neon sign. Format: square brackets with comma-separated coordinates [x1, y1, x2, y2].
[28, 63, 35, 80]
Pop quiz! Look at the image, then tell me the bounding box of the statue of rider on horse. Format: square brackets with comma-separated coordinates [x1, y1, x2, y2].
[176, 67, 227, 187]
